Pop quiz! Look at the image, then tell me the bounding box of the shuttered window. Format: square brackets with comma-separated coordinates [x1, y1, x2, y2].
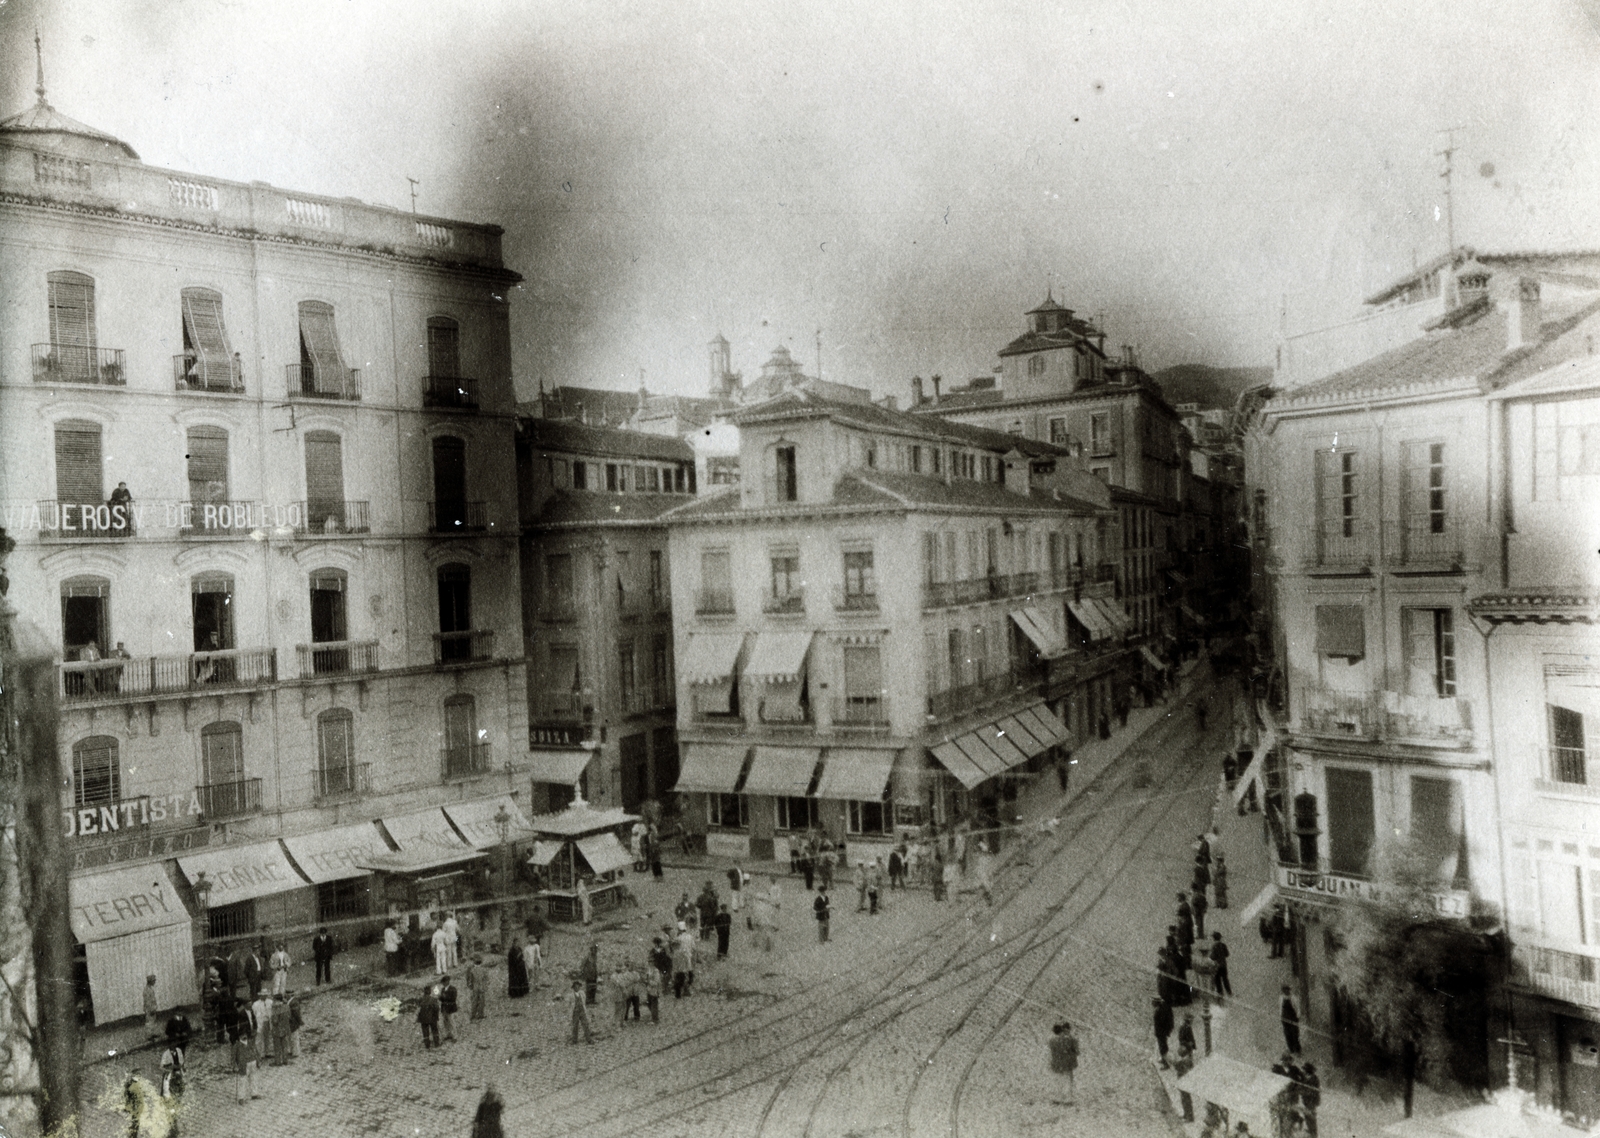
[444, 695, 476, 753]
[1325, 767, 1375, 875]
[843, 646, 882, 704]
[201, 721, 244, 785]
[317, 709, 354, 775]
[1402, 441, 1447, 540]
[1410, 776, 1464, 887]
[48, 271, 97, 362]
[181, 288, 235, 389]
[72, 736, 119, 806]
[297, 301, 345, 392]
[304, 431, 345, 518]
[186, 426, 229, 504]
[548, 645, 581, 692]
[54, 420, 103, 505]
[701, 550, 732, 595]
[427, 317, 461, 379]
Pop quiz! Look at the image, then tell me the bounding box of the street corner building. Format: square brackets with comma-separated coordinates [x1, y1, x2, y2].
[0, 74, 532, 1028]
[1243, 249, 1600, 1117]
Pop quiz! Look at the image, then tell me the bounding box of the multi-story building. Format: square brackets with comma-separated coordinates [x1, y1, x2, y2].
[515, 418, 697, 816]
[664, 390, 1130, 864]
[1245, 251, 1600, 1102]
[0, 79, 527, 1024]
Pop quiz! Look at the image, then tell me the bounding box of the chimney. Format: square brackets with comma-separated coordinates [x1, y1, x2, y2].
[912, 375, 924, 405]
[1507, 277, 1541, 351]
[931, 374, 942, 404]
[1455, 260, 1490, 307]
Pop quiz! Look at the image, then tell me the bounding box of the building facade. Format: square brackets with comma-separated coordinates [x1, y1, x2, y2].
[0, 85, 527, 1023]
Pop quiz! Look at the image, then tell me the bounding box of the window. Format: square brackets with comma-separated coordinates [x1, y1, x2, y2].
[771, 554, 800, 597]
[1049, 418, 1068, 445]
[431, 436, 468, 528]
[947, 627, 964, 690]
[866, 443, 878, 469]
[981, 456, 994, 482]
[774, 797, 814, 831]
[304, 431, 346, 529]
[191, 574, 235, 656]
[60, 576, 110, 660]
[843, 645, 882, 708]
[545, 553, 574, 613]
[572, 461, 588, 490]
[699, 549, 733, 613]
[848, 799, 889, 834]
[296, 301, 350, 396]
[1324, 767, 1374, 875]
[1533, 399, 1600, 501]
[1402, 608, 1456, 697]
[179, 287, 237, 390]
[618, 640, 637, 708]
[1028, 356, 1045, 377]
[651, 634, 670, 706]
[72, 736, 119, 807]
[1401, 441, 1447, 546]
[646, 466, 661, 492]
[426, 316, 461, 379]
[1550, 703, 1587, 784]
[932, 447, 943, 475]
[437, 564, 472, 660]
[443, 694, 479, 775]
[634, 465, 648, 492]
[708, 794, 747, 829]
[775, 445, 798, 502]
[971, 623, 988, 682]
[187, 425, 229, 507]
[1316, 449, 1360, 539]
[1314, 604, 1364, 662]
[47, 270, 98, 381]
[922, 532, 941, 585]
[911, 445, 923, 473]
[615, 550, 631, 610]
[201, 721, 247, 809]
[317, 879, 368, 923]
[648, 550, 664, 607]
[843, 551, 875, 603]
[208, 900, 256, 942]
[1090, 412, 1112, 455]
[308, 568, 349, 673]
[606, 463, 619, 492]
[317, 708, 356, 794]
[1410, 776, 1466, 887]
[54, 419, 103, 514]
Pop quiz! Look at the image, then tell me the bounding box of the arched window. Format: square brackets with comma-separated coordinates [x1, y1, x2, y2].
[72, 736, 119, 806]
[442, 694, 482, 778]
[1028, 355, 1045, 377]
[178, 287, 239, 390]
[199, 721, 256, 817]
[309, 568, 349, 674]
[316, 708, 356, 797]
[437, 564, 472, 662]
[431, 436, 469, 528]
[191, 573, 235, 654]
[60, 575, 111, 659]
[46, 270, 98, 382]
[304, 430, 347, 529]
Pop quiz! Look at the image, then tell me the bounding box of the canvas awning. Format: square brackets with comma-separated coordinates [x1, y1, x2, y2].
[930, 740, 988, 790]
[380, 807, 470, 853]
[178, 840, 308, 906]
[1140, 645, 1168, 670]
[813, 748, 897, 801]
[444, 797, 536, 850]
[673, 743, 749, 794]
[680, 631, 746, 684]
[993, 713, 1048, 758]
[527, 840, 563, 867]
[1176, 1054, 1290, 1136]
[1067, 599, 1112, 641]
[357, 846, 484, 875]
[1010, 607, 1067, 658]
[528, 749, 595, 785]
[1091, 598, 1132, 635]
[576, 832, 633, 877]
[282, 821, 390, 884]
[743, 630, 814, 683]
[70, 863, 189, 944]
[977, 722, 1031, 767]
[1015, 702, 1071, 749]
[86, 924, 197, 1023]
[741, 746, 821, 798]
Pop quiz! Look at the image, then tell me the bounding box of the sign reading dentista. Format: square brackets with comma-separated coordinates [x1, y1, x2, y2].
[2, 501, 310, 532]
[1275, 864, 1468, 919]
[63, 793, 203, 838]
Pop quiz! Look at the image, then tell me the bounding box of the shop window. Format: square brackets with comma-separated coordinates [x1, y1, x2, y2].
[774, 796, 814, 831]
[708, 794, 747, 829]
[847, 799, 889, 834]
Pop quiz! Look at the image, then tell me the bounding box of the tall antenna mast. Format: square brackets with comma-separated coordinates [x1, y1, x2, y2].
[406, 177, 420, 214]
[34, 28, 47, 104]
[1437, 126, 1467, 256]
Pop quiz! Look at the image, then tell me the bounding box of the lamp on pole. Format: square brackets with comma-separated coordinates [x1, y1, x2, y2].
[493, 804, 512, 948]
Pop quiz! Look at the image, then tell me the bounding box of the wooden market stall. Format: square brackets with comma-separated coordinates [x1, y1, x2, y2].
[526, 794, 639, 922]
[1175, 1054, 1293, 1138]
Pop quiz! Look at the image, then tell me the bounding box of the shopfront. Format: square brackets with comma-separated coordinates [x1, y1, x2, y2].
[70, 862, 197, 1024]
[177, 839, 316, 957]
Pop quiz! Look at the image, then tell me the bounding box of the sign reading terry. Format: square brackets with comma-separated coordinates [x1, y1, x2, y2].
[178, 840, 308, 905]
[70, 864, 188, 942]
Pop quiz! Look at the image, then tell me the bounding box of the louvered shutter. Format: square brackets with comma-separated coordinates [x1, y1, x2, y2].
[73, 738, 120, 807]
[427, 318, 460, 379]
[444, 697, 475, 753]
[187, 426, 229, 504]
[844, 646, 882, 702]
[54, 421, 103, 505]
[1401, 441, 1431, 551]
[304, 431, 345, 523]
[181, 289, 234, 389]
[1316, 449, 1343, 547]
[48, 272, 96, 379]
[201, 724, 244, 784]
[297, 302, 344, 393]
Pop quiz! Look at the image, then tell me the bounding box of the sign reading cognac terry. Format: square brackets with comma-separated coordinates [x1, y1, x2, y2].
[178, 840, 308, 905]
[1276, 864, 1468, 919]
[69, 864, 190, 943]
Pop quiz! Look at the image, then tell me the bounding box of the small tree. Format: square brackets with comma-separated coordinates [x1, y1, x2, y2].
[1326, 837, 1493, 1098]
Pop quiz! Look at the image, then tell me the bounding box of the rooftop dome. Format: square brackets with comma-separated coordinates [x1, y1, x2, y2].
[0, 35, 139, 161]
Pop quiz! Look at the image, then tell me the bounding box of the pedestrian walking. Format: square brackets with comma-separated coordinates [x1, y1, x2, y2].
[1299, 1062, 1321, 1136]
[697, 881, 720, 940]
[888, 845, 905, 890]
[312, 927, 335, 985]
[1152, 997, 1174, 1068]
[650, 937, 672, 992]
[1193, 856, 1211, 893]
[1194, 833, 1212, 867]
[1192, 887, 1209, 940]
[1280, 986, 1302, 1054]
[868, 858, 883, 914]
[1048, 1021, 1079, 1105]
[608, 967, 631, 1028]
[580, 944, 601, 1006]
[671, 931, 693, 998]
[1210, 933, 1232, 998]
[466, 956, 487, 1020]
[1056, 751, 1070, 791]
[143, 974, 160, 1038]
[470, 1085, 505, 1138]
[443, 911, 461, 968]
[431, 923, 452, 975]
[231, 1024, 259, 1103]
[650, 827, 665, 879]
[1213, 854, 1229, 909]
[244, 947, 264, 998]
[440, 975, 459, 1041]
[854, 862, 869, 912]
[384, 922, 402, 976]
[801, 848, 815, 891]
[417, 985, 441, 1049]
[814, 886, 831, 942]
[715, 903, 732, 958]
[644, 963, 661, 1023]
[567, 980, 594, 1045]
[270, 994, 292, 1066]
[624, 966, 644, 1021]
[270, 943, 291, 996]
[1176, 893, 1194, 946]
[577, 877, 593, 926]
[507, 940, 529, 998]
[819, 844, 836, 891]
[1177, 1012, 1196, 1057]
[1173, 1041, 1196, 1121]
[727, 863, 744, 912]
[524, 934, 544, 988]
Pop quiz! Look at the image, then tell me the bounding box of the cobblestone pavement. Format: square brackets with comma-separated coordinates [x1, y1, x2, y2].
[78, 668, 1239, 1138]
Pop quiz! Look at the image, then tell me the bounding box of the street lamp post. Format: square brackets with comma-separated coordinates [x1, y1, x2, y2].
[493, 804, 511, 949]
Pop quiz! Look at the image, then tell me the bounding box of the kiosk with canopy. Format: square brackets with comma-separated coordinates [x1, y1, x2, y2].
[526, 789, 639, 921]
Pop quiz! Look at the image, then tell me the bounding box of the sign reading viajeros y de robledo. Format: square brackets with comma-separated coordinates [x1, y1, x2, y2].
[4, 500, 317, 534]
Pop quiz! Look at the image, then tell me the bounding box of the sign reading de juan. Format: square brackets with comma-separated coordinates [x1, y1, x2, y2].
[1276, 864, 1469, 919]
[64, 792, 203, 838]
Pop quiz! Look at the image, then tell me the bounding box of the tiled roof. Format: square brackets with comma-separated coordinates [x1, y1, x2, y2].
[997, 329, 1096, 358]
[921, 389, 1005, 410]
[0, 98, 139, 159]
[735, 390, 1070, 458]
[660, 488, 742, 521]
[528, 491, 690, 527]
[845, 470, 1106, 514]
[519, 417, 694, 462]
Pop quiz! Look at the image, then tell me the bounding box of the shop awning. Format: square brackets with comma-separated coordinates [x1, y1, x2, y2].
[977, 722, 1031, 767]
[1232, 749, 1266, 808]
[1140, 645, 1168, 671]
[1176, 1055, 1290, 1136]
[741, 746, 821, 798]
[1016, 703, 1071, 748]
[1181, 602, 1207, 626]
[930, 740, 988, 790]
[527, 840, 563, 867]
[1010, 608, 1068, 658]
[994, 713, 1050, 758]
[444, 797, 537, 850]
[87, 924, 197, 1023]
[814, 748, 897, 801]
[743, 630, 814, 683]
[528, 749, 595, 785]
[1091, 598, 1132, 636]
[576, 832, 633, 876]
[70, 863, 189, 944]
[1239, 881, 1279, 928]
[1067, 599, 1112, 641]
[282, 821, 390, 884]
[673, 743, 749, 794]
[680, 631, 746, 684]
[178, 840, 308, 906]
[380, 807, 470, 853]
[357, 846, 484, 875]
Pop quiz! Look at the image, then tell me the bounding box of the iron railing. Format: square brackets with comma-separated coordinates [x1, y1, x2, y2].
[428, 500, 488, 532]
[423, 374, 479, 409]
[33, 344, 125, 385]
[1305, 522, 1375, 568]
[441, 743, 492, 780]
[833, 586, 879, 613]
[695, 588, 735, 615]
[832, 695, 891, 732]
[433, 629, 494, 665]
[173, 353, 244, 392]
[296, 640, 380, 678]
[762, 588, 806, 614]
[296, 499, 371, 535]
[179, 501, 260, 536]
[286, 364, 361, 400]
[198, 777, 263, 819]
[313, 763, 371, 801]
[36, 499, 135, 540]
[59, 647, 279, 702]
[926, 669, 1038, 720]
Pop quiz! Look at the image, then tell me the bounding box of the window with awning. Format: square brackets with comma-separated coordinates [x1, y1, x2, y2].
[297, 300, 346, 393]
[673, 743, 749, 795]
[1091, 598, 1132, 636]
[814, 748, 897, 801]
[746, 630, 813, 722]
[930, 740, 988, 790]
[1067, 599, 1111, 641]
[1009, 608, 1066, 658]
[741, 746, 820, 798]
[181, 287, 235, 388]
[1315, 604, 1366, 660]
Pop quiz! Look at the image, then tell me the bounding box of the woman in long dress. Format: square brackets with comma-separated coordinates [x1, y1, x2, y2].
[506, 940, 529, 999]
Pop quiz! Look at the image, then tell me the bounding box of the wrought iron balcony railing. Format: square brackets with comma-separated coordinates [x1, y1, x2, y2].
[173, 353, 244, 392]
[926, 668, 1038, 720]
[428, 500, 488, 532]
[832, 695, 891, 733]
[433, 629, 494, 665]
[296, 640, 380, 678]
[695, 588, 735, 616]
[33, 344, 125, 385]
[762, 588, 806, 614]
[60, 648, 278, 703]
[833, 587, 879, 613]
[296, 499, 371, 535]
[179, 501, 260, 536]
[286, 364, 361, 400]
[198, 777, 263, 819]
[423, 374, 479, 409]
[37, 499, 136, 540]
[441, 742, 492, 780]
[313, 762, 371, 801]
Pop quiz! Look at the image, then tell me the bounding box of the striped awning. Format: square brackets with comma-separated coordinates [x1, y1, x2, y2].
[814, 748, 897, 801]
[680, 632, 746, 684]
[930, 740, 988, 790]
[1090, 598, 1132, 636]
[1010, 607, 1067, 658]
[743, 630, 813, 683]
[673, 743, 749, 795]
[1068, 599, 1113, 641]
[741, 746, 821, 798]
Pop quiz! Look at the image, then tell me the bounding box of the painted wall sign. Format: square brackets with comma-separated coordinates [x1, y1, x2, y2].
[63, 792, 203, 838]
[1275, 864, 1468, 919]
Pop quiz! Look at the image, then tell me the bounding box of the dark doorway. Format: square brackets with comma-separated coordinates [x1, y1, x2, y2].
[620, 732, 648, 813]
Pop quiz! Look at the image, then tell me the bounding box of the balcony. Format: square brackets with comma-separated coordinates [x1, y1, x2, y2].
[37, 500, 135, 540]
[32, 344, 125, 386]
[60, 647, 278, 704]
[531, 690, 593, 724]
[1008, 571, 1041, 596]
[832, 695, 891, 733]
[762, 588, 806, 615]
[1305, 522, 1375, 570]
[295, 499, 370, 535]
[422, 374, 479, 409]
[1385, 522, 1463, 569]
[833, 587, 880, 613]
[286, 364, 361, 401]
[198, 777, 263, 819]
[296, 640, 380, 678]
[921, 578, 994, 610]
[1296, 688, 1475, 748]
[1297, 689, 1379, 740]
[441, 742, 492, 781]
[695, 588, 735, 616]
[434, 629, 494, 665]
[173, 353, 244, 393]
[1511, 943, 1600, 1009]
[428, 500, 488, 532]
[927, 669, 1039, 720]
[313, 762, 371, 801]
[179, 501, 260, 537]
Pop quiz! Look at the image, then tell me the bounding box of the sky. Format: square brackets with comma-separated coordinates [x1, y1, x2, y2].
[4, 0, 1599, 402]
